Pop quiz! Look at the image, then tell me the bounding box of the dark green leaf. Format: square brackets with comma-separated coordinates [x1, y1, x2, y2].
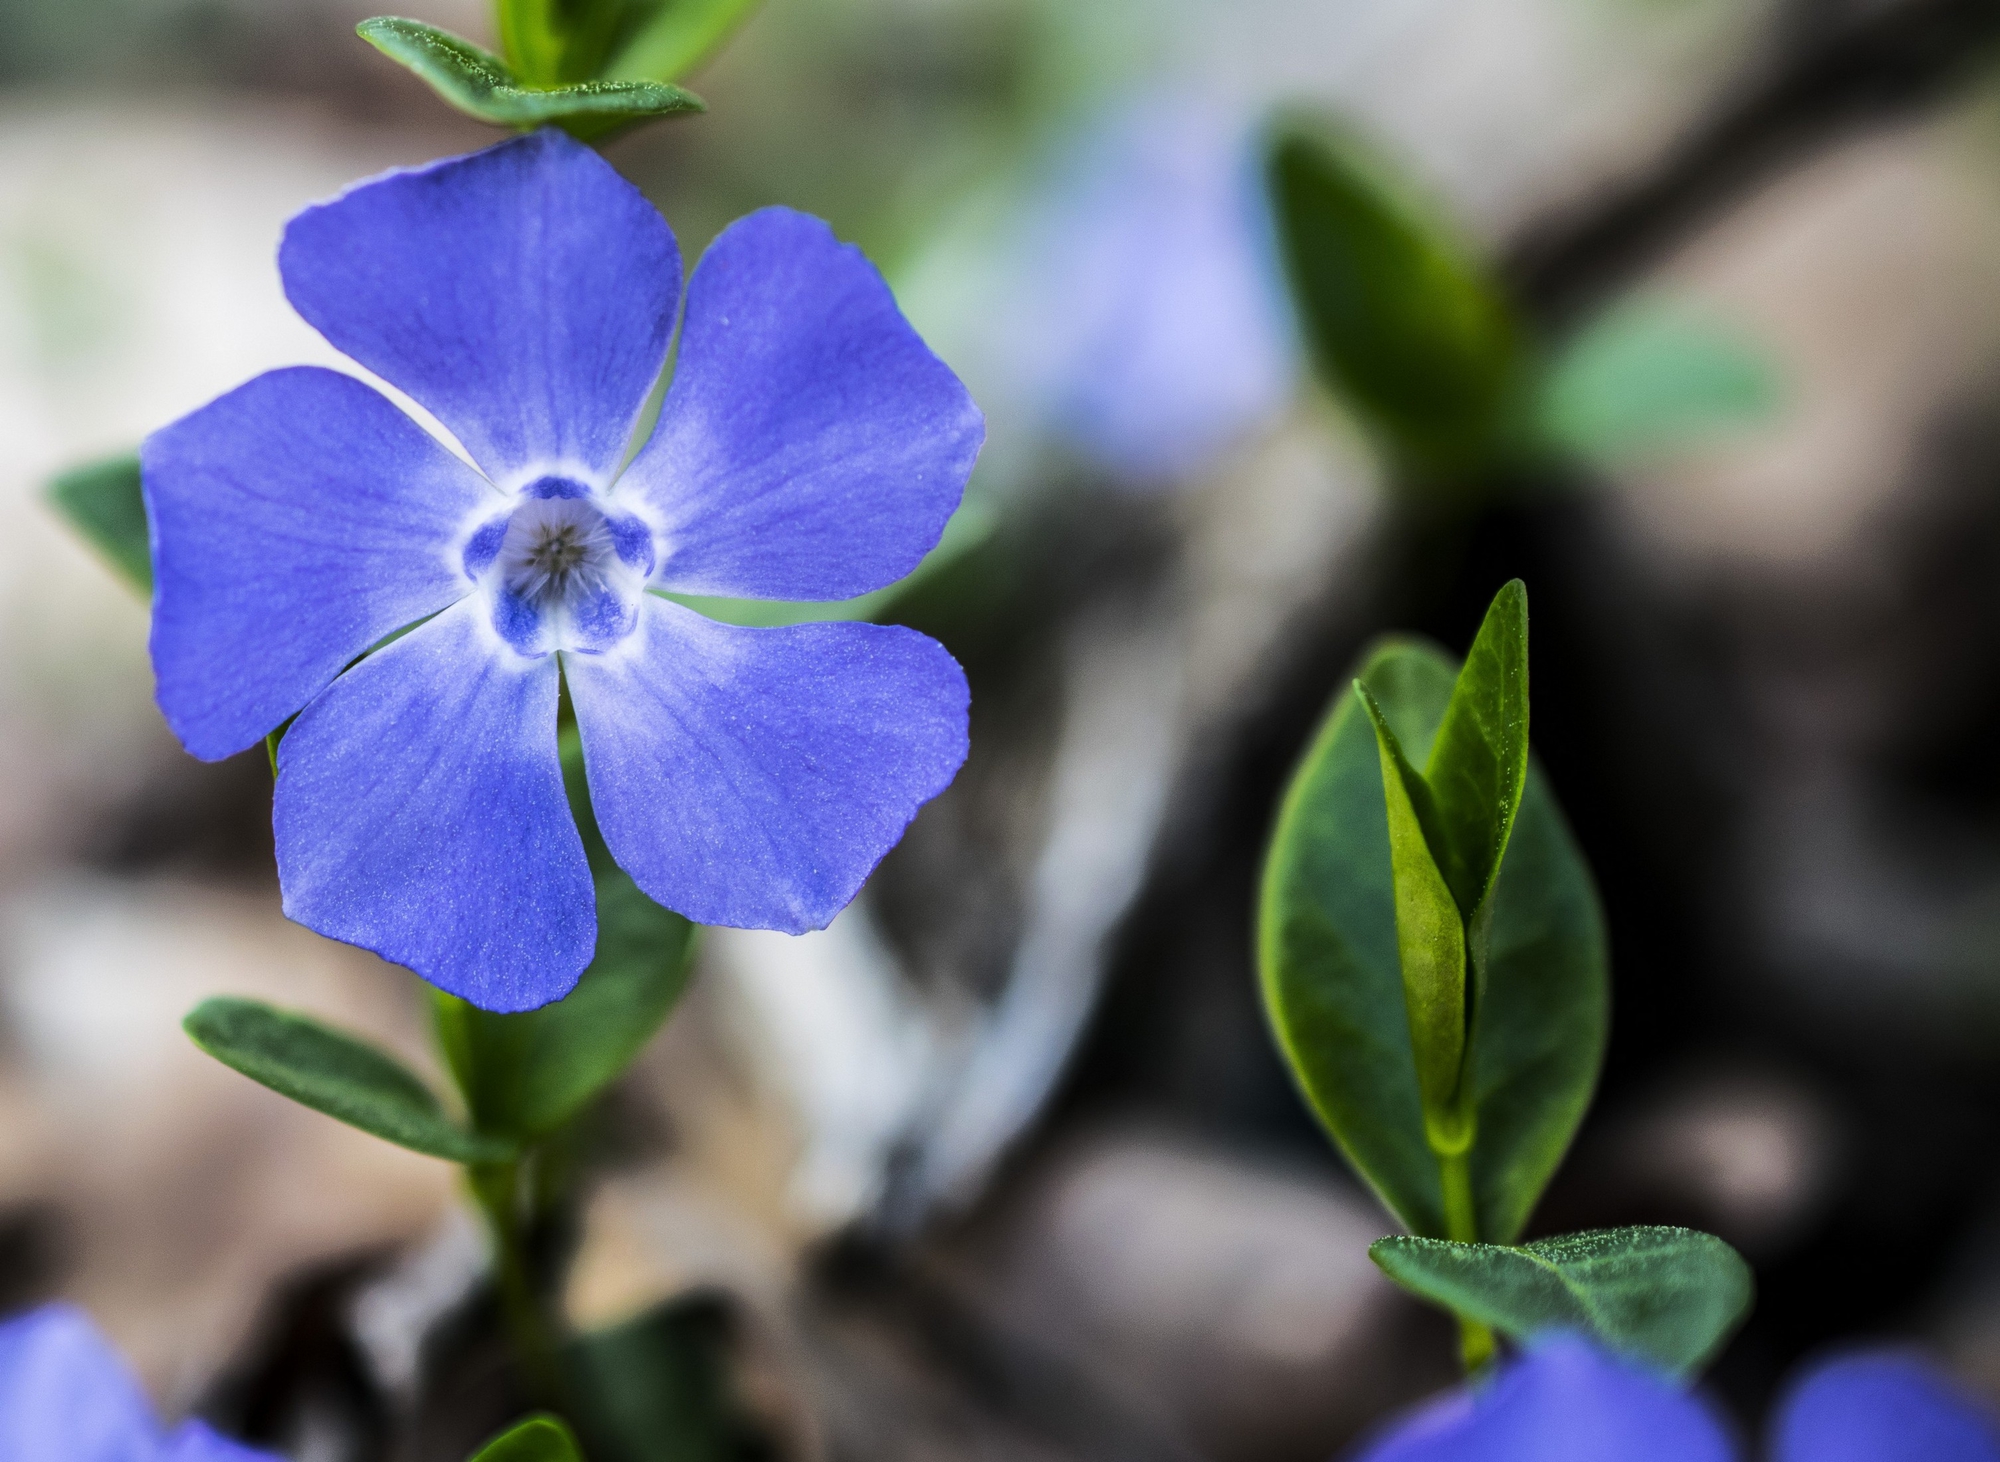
[1423, 579, 1529, 922]
[358, 18, 704, 141]
[1538, 298, 1780, 469]
[1259, 638, 1607, 1241]
[565, 1294, 772, 1462]
[1370, 1226, 1754, 1377]
[469, 1414, 585, 1462]
[48, 452, 149, 593]
[1357, 685, 1465, 1121]
[186, 997, 513, 1163]
[606, 0, 764, 83]
[1267, 119, 1524, 480]
[435, 730, 696, 1140]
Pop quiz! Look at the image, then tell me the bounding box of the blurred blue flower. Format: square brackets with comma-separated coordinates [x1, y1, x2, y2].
[1355, 1333, 2000, 1462]
[0, 1303, 276, 1460]
[917, 92, 1292, 488]
[143, 129, 981, 1012]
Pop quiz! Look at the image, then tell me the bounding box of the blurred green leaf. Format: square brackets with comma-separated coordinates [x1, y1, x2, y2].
[565, 1294, 772, 1462]
[495, 0, 570, 84]
[1358, 685, 1466, 1123]
[1370, 1226, 1754, 1377]
[48, 451, 148, 593]
[358, 18, 704, 141]
[1259, 638, 1606, 1241]
[469, 1414, 585, 1462]
[606, 0, 764, 83]
[1267, 119, 1524, 481]
[186, 997, 514, 1163]
[497, 0, 657, 85]
[1538, 298, 1780, 469]
[435, 730, 696, 1141]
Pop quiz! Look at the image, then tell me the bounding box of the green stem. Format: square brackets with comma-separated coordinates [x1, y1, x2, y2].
[1438, 1148, 1497, 1375]
[469, 1159, 565, 1406]
[1439, 1148, 1477, 1242]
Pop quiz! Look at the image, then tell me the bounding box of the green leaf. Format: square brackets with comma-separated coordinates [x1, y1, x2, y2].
[435, 729, 696, 1140]
[469, 1414, 585, 1462]
[1357, 685, 1466, 1123]
[358, 18, 704, 141]
[1266, 118, 1524, 480]
[565, 1294, 770, 1462]
[605, 0, 764, 83]
[1370, 1226, 1754, 1377]
[1424, 579, 1529, 922]
[495, 0, 570, 84]
[48, 452, 149, 593]
[1258, 638, 1607, 1242]
[185, 997, 514, 1163]
[1538, 298, 1780, 469]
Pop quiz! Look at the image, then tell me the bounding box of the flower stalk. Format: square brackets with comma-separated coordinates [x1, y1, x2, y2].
[468, 1158, 567, 1408]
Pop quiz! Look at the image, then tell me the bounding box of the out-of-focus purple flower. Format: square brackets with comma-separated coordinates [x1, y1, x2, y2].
[1352, 1334, 2000, 1462]
[0, 1303, 277, 1461]
[1770, 1351, 2000, 1462]
[142, 129, 982, 1013]
[1353, 1334, 1732, 1462]
[982, 93, 1294, 486]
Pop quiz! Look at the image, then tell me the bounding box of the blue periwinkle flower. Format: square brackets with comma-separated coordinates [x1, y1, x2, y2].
[0, 1303, 276, 1460]
[142, 130, 982, 1012]
[1353, 1333, 2000, 1462]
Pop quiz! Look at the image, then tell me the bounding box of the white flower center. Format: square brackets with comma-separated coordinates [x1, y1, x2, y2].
[498, 497, 614, 609]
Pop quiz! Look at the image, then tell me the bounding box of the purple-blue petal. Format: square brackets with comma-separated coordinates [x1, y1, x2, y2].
[994, 93, 1293, 484]
[1351, 1335, 1735, 1462]
[273, 599, 594, 1011]
[622, 207, 983, 601]
[280, 129, 680, 485]
[143, 366, 489, 761]
[1772, 1351, 2000, 1462]
[567, 597, 968, 932]
[0, 1304, 158, 1462]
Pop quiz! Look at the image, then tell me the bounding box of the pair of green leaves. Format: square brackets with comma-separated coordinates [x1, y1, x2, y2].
[1261, 586, 1753, 1376]
[1259, 584, 1606, 1244]
[359, 0, 763, 141]
[1266, 119, 1778, 487]
[1372, 1226, 1753, 1378]
[1357, 580, 1528, 1148]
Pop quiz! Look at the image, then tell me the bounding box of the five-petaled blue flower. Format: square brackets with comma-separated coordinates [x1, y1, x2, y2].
[142, 129, 983, 1012]
[0, 1303, 278, 1460]
[1355, 1333, 2000, 1462]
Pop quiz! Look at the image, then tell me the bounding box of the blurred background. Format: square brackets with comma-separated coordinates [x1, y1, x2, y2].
[6, 0, 2000, 1457]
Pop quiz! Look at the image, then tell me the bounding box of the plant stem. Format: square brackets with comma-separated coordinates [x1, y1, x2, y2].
[468, 1159, 565, 1406]
[1438, 1148, 1497, 1375]
[1439, 1149, 1477, 1242]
